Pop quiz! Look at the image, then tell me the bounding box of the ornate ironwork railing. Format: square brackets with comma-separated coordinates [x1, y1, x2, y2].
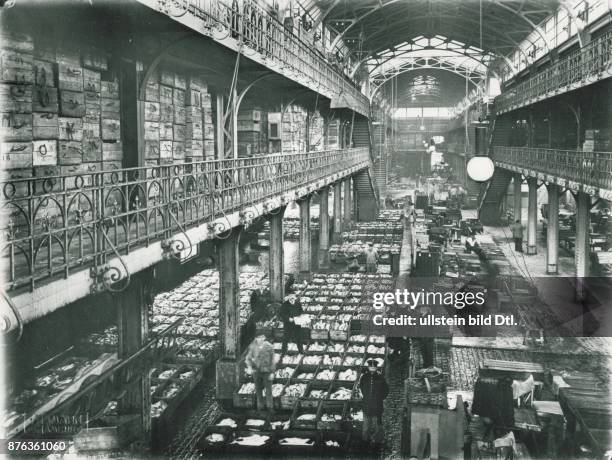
[492, 146, 612, 192]
[495, 31, 612, 114]
[143, 0, 369, 115]
[2, 148, 370, 292]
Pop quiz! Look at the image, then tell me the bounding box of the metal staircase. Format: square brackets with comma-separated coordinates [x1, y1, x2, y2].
[352, 118, 380, 220]
[477, 167, 513, 225]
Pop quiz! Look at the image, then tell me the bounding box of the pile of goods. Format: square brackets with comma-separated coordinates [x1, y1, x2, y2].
[328, 242, 400, 264]
[256, 218, 319, 243]
[222, 272, 389, 453]
[149, 268, 268, 361]
[101, 363, 202, 423]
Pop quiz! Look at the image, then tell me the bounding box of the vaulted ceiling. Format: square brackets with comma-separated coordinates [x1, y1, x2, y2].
[302, 0, 560, 105]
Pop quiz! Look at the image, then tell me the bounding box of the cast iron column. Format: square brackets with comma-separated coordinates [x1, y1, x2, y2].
[116, 268, 154, 445]
[527, 177, 538, 255]
[216, 227, 241, 400]
[343, 178, 352, 229]
[546, 183, 559, 274]
[318, 187, 330, 268]
[298, 196, 312, 281]
[332, 182, 342, 243]
[269, 206, 286, 304]
[575, 191, 590, 302]
[513, 173, 522, 223]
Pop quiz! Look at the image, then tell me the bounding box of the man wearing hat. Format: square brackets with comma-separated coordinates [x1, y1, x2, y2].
[245, 331, 276, 412]
[279, 294, 304, 353]
[364, 242, 379, 273]
[359, 359, 389, 448]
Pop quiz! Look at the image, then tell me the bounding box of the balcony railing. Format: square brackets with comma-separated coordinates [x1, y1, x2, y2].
[495, 31, 612, 114]
[1, 148, 370, 292]
[139, 0, 369, 116]
[492, 146, 612, 192]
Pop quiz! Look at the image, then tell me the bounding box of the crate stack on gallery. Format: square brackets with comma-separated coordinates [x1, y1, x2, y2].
[142, 69, 215, 165]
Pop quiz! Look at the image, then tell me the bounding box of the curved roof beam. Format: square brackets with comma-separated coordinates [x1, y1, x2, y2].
[313, 0, 342, 28]
[359, 49, 491, 80]
[370, 63, 485, 101]
[329, 0, 552, 57]
[356, 19, 533, 74]
[352, 14, 537, 55]
[493, 1, 553, 54]
[329, 0, 404, 50]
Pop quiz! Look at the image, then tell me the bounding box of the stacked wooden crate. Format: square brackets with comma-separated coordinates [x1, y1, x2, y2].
[326, 119, 340, 150]
[308, 110, 325, 151]
[1, 29, 120, 213]
[143, 69, 214, 165]
[237, 108, 267, 157]
[281, 105, 307, 154]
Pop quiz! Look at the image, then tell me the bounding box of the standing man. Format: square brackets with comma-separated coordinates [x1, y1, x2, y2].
[359, 359, 389, 449]
[245, 332, 276, 413]
[364, 242, 379, 273]
[510, 220, 524, 252]
[279, 294, 304, 353]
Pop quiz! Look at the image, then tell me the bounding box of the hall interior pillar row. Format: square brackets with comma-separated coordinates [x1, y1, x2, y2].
[269, 206, 287, 305]
[298, 195, 312, 281]
[116, 268, 155, 446]
[575, 191, 591, 302]
[332, 182, 343, 243]
[343, 178, 352, 229]
[546, 183, 559, 274]
[216, 227, 242, 400]
[318, 187, 330, 268]
[513, 173, 522, 222]
[527, 177, 538, 255]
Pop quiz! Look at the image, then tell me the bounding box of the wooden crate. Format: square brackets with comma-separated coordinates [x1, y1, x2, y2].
[290, 400, 319, 429]
[73, 414, 141, 452]
[0, 113, 32, 141]
[330, 329, 348, 341]
[173, 124, 186, 143]
[58, 141, 82, 165]
[1, 50, 34, 84]
[172, 88, 185, 106]
[102, 142, 122, 161]
[144, 102, 160, 122]
[174, 105, 186, 125]
[59, 117, 83, 141]
[160, 103, 174, 123]
[159, 85, 173, 104]
[83, 69, 101, 93]
[101, 119, 120, 141]
[32, 140, 57, 166]
[2, 141, 33, 169]
[33, 112, 58, 139]
[59, 90, 85, 117]
[33, 87, 59, 113]
[101, 98, 120, 119]
[101, 81, 119, 99]
[58, 63, 83, 91]
[311, 329, 329, 341]
[0, 83, 32, 113]
[145, 81, 160, 102]
[233, 391, 256, 409]
[160, 123, 173, 141]
[316, 400, 346, 431]
[82, 138, 102, 163]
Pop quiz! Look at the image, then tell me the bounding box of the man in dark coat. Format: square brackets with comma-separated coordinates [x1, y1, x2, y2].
[279, 294, 304, 353]
[359, 359, 389, 447]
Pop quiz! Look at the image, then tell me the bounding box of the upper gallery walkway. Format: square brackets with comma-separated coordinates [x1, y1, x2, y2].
[136, 0, 369, 116]
[492, 146, 612, 199]
[1, 147, 370, 321]
[495, 31, 612, 115]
